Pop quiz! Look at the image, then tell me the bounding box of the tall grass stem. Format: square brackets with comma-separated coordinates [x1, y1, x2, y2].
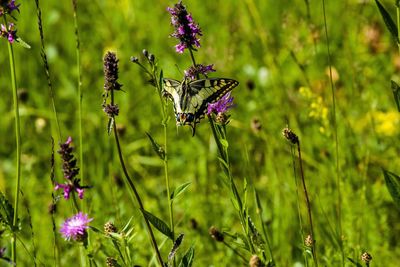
[110, 90, 164, 266]
[322, 1, 343, 265]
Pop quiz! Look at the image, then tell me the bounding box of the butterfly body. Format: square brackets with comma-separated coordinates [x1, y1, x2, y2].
[163, 78, 239, 134]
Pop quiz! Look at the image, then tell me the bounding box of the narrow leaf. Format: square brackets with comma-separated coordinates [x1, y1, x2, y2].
[16, 37, 31, 49]
[347, 257, 363, 267]
[375, 0, 399, 42]
[142, 209, 173, 240]
[145, 132, 165, 160]
[383, 169, 400, 210]
[107, 117, 114, 136]
[178, 245, 195, 267]
[171, 182, 191, 201]
[168, 233, 184, 261]
[391, 80, 400, 112]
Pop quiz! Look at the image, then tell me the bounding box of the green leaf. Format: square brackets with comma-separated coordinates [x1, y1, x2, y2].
[383, 169, 400, 210]
[375, 0, 399, 42]
[107, 117, 114, 136]
[219, 138, 229, 148]
[347, 257, 363, 267]
[141, 209, 173, 240]
[168, 233, 184, 261]
[0, 191, 15, 231]
[171, 182, 191, 201]
[391, 80, 400, 112]
[145, 132, 165, 160]
[178, 245, 195, 267]
[16, 37, 31, 49]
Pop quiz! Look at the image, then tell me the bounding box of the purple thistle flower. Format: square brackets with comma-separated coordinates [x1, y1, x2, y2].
[184, 64, 216, 80]
[167, 1, 202, 53]
[60, 212, 93, 241]
[207, 92, 235, 115]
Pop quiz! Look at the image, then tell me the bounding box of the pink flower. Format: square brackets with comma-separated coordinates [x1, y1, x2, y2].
[60, 212, 93, 241]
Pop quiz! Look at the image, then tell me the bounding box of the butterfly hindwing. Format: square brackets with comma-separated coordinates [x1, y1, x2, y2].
[162, 77, 239, 132]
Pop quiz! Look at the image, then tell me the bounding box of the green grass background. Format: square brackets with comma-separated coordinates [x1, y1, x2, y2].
[0, 0, 399, 266]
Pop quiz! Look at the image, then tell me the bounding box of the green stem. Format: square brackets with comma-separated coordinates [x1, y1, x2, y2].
[72, 0, 84, 197]
[208, 117, 255, 254]
[4, 15, 21, 265]
[110, 90, 163, 267]
[322, 1, 343, 265]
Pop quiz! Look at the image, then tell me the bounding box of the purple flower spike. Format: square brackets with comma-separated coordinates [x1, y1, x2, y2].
[60, 212, 93, 241]
[55, 137, 90, 200]
[207, 92, 235, 115]
[167, 1, 202, 53]
[184, 64, 216, 80]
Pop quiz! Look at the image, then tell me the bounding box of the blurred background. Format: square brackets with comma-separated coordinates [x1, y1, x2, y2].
[0, 0, 399, 266]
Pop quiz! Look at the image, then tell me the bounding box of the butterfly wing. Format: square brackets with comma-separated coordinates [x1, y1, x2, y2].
[187, 78, 239, 122]
[163, 77, 239, 135]
[163, 78, 183, 114]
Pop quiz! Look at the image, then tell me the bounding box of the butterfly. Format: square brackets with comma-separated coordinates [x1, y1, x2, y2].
[163, 77, 239, 135]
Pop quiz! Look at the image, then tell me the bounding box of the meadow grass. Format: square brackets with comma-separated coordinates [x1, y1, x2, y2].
[0, 0, 399, 266]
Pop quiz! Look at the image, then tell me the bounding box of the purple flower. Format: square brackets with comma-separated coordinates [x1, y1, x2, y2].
[55, 137, 89, 200]
[0, 22, 17, 43]
[167, 1, 202, 53]
[184, 64, 216, 80]
[207, 92, 235, 115]
[0, 0, 20, 15]
[7, 0, 20, 13]
[60, 212, 93, 241]
[55, 182, 85, 200]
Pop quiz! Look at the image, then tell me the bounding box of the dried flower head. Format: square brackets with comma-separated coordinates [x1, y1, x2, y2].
[207, 92, 234, 115]
[103, 104, 120, 117]
[60, 212, 93, 241]
[304, 234, 313, 247]
[249, 255, 264, 267]
[184, 64, 215, 80]
[251, 117, 262, 133]
[104, 221, 118, 235]
[282, 127, 299, 144]
[167, 1, 202, 53]
[106, 257, 118, 267]
[209, 226, 224, 242]
[361, 252, 372, 264]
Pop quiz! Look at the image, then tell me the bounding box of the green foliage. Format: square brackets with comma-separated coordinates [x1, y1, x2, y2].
[383, 169, 400, 210]
[375, 0, 399, 42]
[142, 209, 173, 240]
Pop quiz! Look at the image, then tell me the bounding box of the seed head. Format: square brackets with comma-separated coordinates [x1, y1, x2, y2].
[106, 257, 119, 267]
[209, 226, 224, 242]
[104, 222, 118, 235]
[249, 255, 264, 267]
[282, 127, 299, 144]
[304, 234, 313, 247]
[361, 252, 372, 264]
